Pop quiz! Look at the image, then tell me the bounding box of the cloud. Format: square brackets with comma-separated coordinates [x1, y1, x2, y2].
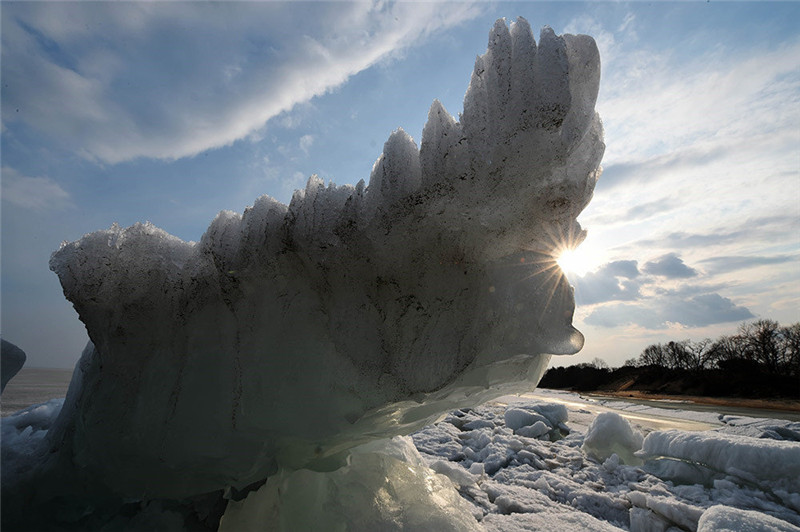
[627, 215, 798, 253]
[1, 2, 482, 164]
[586, 197, 676, 227]
[583, 303, 660, 329]
[598, 33, 800, 166]
[0, 166, 73, 211]
[298, 135, 314, 155]
[597, 145, 729, 191]
[585, 292, 753, 329]
[573, 260, 641, 305]
[662, 293, 754, 327]
[642, 253, 698, 279]
[698, 254, 798, 274]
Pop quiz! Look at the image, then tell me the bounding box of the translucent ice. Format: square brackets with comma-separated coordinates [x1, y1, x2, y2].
[1, 339, 26, 392]
[219, 436, 481, 531]
[639, 429, 800, 509]
[10, 17, 603, 525]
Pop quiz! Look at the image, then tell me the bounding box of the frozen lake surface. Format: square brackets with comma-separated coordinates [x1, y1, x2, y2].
[1, 368, 71, 417]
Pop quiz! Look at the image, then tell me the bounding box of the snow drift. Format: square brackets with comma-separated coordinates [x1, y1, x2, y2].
[4, 17, 603, 529]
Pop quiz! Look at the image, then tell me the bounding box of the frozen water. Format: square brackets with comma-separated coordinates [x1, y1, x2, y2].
[4, 16, 607, 529]
[14, 15, 602, 519]
[583, 412, 644, 465]
[4, 388, 800, 530]
[411, 391, 800, 532]
[697, 505, 800, 532]
[220, 436, 482, 531]
[639, 429, 800, 510]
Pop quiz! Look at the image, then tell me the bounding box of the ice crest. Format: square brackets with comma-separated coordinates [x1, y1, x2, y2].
[22, 17, 604, 522]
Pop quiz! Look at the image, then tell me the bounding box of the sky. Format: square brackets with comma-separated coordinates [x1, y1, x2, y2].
[1, 1, 798, 369]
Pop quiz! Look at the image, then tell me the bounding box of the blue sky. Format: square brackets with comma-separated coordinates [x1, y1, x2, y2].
[2, 1, 798, 369]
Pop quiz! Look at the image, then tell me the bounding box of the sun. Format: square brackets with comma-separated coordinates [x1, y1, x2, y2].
[555, 241, 603, 276]
[556, 248, 582, 274]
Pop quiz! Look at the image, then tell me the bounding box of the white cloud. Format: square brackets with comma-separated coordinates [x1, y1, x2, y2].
[299, 135, 314, 155]
[571, 18, 800, 286]
[1, 2, 483, 164]
[1, 167, 73, 212]
[598, 36, 800, 166]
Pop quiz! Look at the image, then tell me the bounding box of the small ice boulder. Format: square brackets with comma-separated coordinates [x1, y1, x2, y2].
[504, 402, 568, 439]
[697, 505, 800, 532]
[516, 420, 552, 439]
[582, 412, 643, 465]
[505, 408, 551, 431]
[1, 339, 26, 393]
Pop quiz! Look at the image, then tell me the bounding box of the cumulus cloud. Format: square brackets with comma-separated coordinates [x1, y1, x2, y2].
[1, 2, 482, 164]
[642, 253, 697, 279]
[572, 252, 756, 330]
[662, 293, 754, 327]
[1, 167, 73, 211]
[573, 260, 641, 305]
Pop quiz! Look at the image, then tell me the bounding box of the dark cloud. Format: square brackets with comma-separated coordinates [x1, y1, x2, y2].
[642, 253, 698, 278]
[697, 254, 798, 274]
[573, 260, 641, 305]
[663, 293, 754, 327]
[584, 292, 754, 329]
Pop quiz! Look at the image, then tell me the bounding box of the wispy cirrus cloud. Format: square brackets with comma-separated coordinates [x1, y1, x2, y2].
[698, 254, 799, 275]
[1, 2, 483, 165]
[1, 166, 73, 212]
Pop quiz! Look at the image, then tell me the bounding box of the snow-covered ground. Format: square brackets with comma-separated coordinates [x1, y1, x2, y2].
[3, 389, 799, 531]
[411, 389, 800, 531]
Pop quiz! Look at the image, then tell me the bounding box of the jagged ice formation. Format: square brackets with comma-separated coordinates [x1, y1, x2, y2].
[4, 17, 603, 528]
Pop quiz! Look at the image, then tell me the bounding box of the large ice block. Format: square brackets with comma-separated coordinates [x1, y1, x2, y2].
[43, 17, 603, 502]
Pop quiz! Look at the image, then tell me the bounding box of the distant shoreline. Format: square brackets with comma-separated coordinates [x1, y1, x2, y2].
[583, 390, 800, 414]
[1, 367, 72, 417]
[4, 367, 800, 420]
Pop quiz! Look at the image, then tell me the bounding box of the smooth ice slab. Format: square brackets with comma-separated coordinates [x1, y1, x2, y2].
[44, 17, 604, 500]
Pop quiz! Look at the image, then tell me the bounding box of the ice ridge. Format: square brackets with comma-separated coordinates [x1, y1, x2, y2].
[39, 17, 603, 507]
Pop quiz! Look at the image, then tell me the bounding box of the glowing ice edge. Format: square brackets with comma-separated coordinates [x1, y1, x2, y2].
[6, 18, 604, 529]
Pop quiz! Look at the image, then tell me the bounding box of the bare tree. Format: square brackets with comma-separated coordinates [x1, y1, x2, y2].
[777, 323, 800, 377]
[739, 320, 782, 373]
[639, 344, 667, 367]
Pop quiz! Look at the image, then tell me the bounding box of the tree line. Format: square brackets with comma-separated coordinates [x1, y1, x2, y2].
[622, 319, 800, 377]
[541, 319, 800, 398]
